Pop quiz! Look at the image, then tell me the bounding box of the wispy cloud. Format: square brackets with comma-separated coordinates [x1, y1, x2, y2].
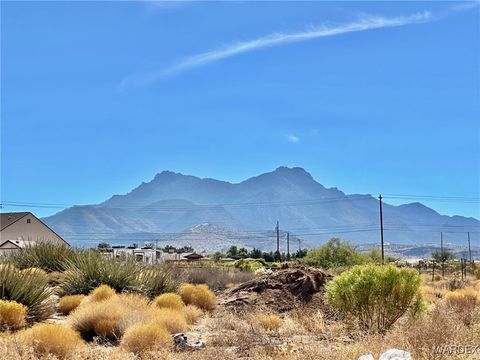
[121, 11, 432, 88]
[287, 135, 300, 144]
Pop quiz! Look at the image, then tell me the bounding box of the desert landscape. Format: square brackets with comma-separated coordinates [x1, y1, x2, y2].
[0, 243, 478, 360]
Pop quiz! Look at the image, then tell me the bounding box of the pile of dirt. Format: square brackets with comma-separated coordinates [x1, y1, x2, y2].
[218, 265, 332, 313]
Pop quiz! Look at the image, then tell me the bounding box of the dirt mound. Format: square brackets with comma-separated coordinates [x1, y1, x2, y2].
[218, 266, 332, 313]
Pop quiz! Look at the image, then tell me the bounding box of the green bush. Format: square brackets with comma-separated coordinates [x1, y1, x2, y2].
[0, 264, 54, 322]
[233, 259, 265, 272]
[4, 243, 77, 272]
[303, 238, 367, 269]
[325, 264, 424, 333]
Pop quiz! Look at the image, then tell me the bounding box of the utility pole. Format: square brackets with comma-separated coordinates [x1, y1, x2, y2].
[286, 232, 290, 261]
[467, 232, 472, 264]
[379, 194, 385, 264]
[155, 239, 159, 265]
[441, 232, 445, 277]
[275, 221, 280, 262]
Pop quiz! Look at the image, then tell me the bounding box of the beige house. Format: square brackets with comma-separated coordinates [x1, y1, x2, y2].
[0, 212, 68, 254]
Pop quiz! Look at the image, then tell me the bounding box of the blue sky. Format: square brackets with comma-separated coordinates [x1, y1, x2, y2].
[1, 1, 479, 218]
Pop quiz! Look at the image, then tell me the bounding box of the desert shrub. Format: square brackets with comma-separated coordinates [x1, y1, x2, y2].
[475, 265, 480, 280]
[5, 243, 77, 272]
[178, 283, 215, 311]
[420, 285, 447, 305]
[234, 259, 264, 272]
[0, 263, 53, 322]
[68, 294, 127, 341]
[61, 252, 175, 298]
[58, 295, 85, 315]
[181, 266, 255, 290]
[151, 308, 187, 333]
[303, 238, 368, 269]
[121, 323, 172, 354]
[0, 300, 27, 329]
[259, 314, 282, 331]
[61, 251, 141, 295]
[447, 277, 465, 291]
[178, 283, 196, 305]
[326, 264, 424, 333]
[184, 305, 203, 324]
[445, 287, 478, 309]
[153, 293, 184, 311]
[68, 293, 162, 342]
[90, 284, 116, 302]
[20, 323, 84, 359]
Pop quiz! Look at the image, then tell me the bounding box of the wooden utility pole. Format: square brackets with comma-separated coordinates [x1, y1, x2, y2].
[468, 232, 472, 264]
[275, 221, 280, 261]
[441, 232, 445, 277]
[286, 232, 290, 261]
[379, 194, 385, 264]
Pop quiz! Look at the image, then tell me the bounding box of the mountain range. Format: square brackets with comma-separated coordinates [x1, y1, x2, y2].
[43, 167, 480, 251]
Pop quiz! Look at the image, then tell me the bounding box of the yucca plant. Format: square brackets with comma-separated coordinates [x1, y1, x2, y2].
[136, 265, 177, 298]
[61, 251, 142, 295]
[4, 243, 78, 272]
[0, 264, 54, 322]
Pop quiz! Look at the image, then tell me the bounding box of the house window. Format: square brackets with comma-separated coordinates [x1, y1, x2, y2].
[27, 219, 31, 224]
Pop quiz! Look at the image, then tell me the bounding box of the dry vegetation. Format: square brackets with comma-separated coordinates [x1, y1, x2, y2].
[0, 244, 479, 360]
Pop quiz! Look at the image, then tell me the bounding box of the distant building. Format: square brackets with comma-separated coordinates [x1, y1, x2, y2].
[0, 212, 68, 255]
[107, 245, 161, 265]
[101, 244, 207, 264]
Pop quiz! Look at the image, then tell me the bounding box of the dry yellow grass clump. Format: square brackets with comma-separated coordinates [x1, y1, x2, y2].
[120, 323, 172, 355]
[0, 300, 27, 329]
[90, 284, 116, 302]
[68, 291, 187, 341]
[178, 283, 216, 311]
[68, 295, 128, 341]
[58, 295, 86, 315]
[153, 293, 184, 311]
[19, 323, 84, 359]
[151, 308, 188, 333]
[419, 284, 447, 305]
[259, 314, 282, 331]
[184, 305, 203, 325]
[445, 286, 479, 308]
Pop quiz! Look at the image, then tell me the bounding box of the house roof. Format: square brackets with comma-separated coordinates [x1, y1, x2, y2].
[0, 239, 37, 249]
[0, 211, 70, 246]
[0, 212, 30, 231]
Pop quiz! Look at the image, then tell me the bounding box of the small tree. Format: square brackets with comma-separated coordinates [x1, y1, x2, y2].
[432, 250, 455, 263]
[211, 252, 227, 261]
[249, 248, 262, 259]
[97, 242, 110, 251]
[302, 238, 365, 269]
[325, 264, 425, 333]
[227, 246, 238, 257]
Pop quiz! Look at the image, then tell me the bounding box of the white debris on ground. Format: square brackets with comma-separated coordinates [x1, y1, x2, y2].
[358, 349, 412, 360]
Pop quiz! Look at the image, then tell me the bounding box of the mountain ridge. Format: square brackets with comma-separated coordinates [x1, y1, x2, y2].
[43, 166, 480, 249]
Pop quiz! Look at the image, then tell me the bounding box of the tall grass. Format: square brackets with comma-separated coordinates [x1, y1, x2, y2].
[0, 264, 54, 322]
